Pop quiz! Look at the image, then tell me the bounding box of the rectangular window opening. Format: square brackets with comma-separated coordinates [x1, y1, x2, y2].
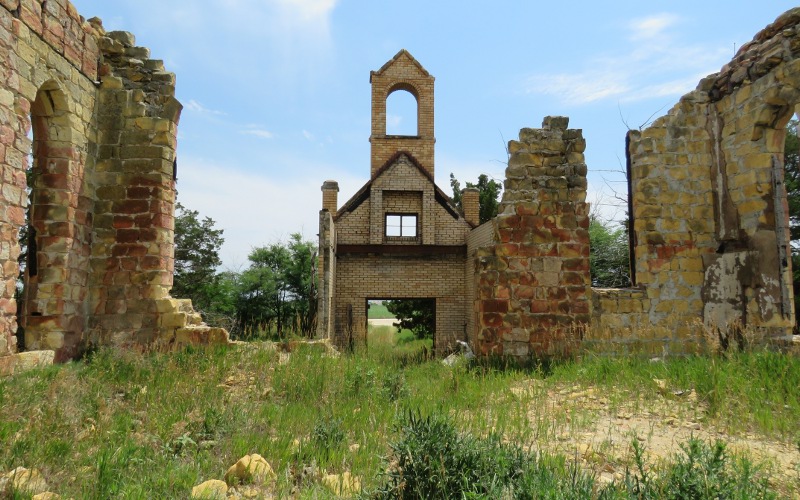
[386, 214, 418, 238]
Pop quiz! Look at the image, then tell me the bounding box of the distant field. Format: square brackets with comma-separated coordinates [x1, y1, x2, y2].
[367, 302, 396, 319]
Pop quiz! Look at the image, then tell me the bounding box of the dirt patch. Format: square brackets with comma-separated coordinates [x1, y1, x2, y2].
[510, 380, 800, 490]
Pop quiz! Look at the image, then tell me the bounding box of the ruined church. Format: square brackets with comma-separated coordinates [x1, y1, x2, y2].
[0, 1, 798, 370]
[319, 8, 800, 356]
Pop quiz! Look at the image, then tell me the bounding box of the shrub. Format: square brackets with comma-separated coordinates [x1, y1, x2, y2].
[371, 411, 595, 499]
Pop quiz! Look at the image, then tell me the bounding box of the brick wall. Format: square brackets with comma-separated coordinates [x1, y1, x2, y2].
[370, 50, 435, 178]
[333, 253, 467, 351]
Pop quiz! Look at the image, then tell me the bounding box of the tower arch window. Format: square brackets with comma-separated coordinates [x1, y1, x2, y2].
[385, 86, 418, 136]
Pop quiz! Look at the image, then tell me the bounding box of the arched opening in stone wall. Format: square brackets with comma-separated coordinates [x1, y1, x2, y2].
[385, 86, 418, 137]
[18, 81, 74, 353]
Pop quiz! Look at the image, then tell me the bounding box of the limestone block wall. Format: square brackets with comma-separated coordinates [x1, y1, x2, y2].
[87, 27, 186, 350]
[0, 0, 100, 359]
[0, 0, 227, 361]
[473, 117, 591, 358]
[588, 288, 669, 355]
[466, 221, 495, 346]
[626, 8, 800, 348]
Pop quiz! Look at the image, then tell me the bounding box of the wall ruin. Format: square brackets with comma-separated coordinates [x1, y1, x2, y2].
[588, 8, 800, 354]
[322, 10, 799, 358]
[0, 0, 227, 367]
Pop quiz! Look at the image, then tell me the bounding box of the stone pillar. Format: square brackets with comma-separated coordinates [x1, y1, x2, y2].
[321, 180, 339, 213]
[462, 187, 479, 226]
[474, 116, 590, 358]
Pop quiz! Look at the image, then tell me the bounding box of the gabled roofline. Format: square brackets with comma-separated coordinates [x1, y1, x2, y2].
[334, 151, 474, 227]
[369, 49, 432, 82]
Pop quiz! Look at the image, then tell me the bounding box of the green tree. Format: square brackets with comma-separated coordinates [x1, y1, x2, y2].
[284, 234, 318, 336]
[449, 173, 503, 224]
[237, 243, 291, 336]
[172, 202, 225, 312]
[235, 233, 317, 338]
[385, 299, 435, 340]
[589, 217, 631, 288]
[785, 119, 800, 331]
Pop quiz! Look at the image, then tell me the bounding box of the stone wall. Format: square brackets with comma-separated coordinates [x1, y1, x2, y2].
[624, 8, 800, 350]
[0, 0, 103, 359]
[0, 0, 227, 361]
[473, 117, 591, 357]
[465, 221, 495, 346]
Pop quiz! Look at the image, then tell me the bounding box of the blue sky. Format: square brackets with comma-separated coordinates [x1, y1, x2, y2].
[70, 0, 799, 269]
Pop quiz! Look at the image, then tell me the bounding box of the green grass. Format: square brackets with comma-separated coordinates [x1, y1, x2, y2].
[0, 341, 796, 498]
[366, 303, 395, 319]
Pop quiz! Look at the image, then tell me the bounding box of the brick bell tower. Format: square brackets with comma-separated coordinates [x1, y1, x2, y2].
[369, 49, 435, 178]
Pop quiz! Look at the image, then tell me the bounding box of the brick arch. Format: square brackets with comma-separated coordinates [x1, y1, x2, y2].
[369, 51, 436, 178]
[386, 81, 420, 100]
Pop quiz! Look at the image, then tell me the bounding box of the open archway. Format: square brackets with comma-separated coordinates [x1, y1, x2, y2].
[18, 80, 88, 358]
[385, 88, 418, 136]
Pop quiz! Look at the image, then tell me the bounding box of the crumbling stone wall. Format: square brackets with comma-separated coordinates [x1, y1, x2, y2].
[473, 117, 591, 357]
[596, 8, 800, 353]
[0, 0, 226, 362]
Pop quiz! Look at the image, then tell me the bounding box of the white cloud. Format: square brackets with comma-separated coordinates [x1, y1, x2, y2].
[527, 73, 631, 104]
[176, 156, 362, 269]
[275, 0, 337, 22]
[524, 12, 728, 105]
[241, 129, 274, 139]
[629, 13, 680, 41]
[303, 130, 315, 141]
[185, 100, 226, 116]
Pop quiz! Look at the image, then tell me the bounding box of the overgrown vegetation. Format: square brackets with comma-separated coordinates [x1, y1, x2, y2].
[589, 217, 631, 288]
[0, 337, 796, 498]
[384, 299, 435, 340]
[170, 204, 317, 339]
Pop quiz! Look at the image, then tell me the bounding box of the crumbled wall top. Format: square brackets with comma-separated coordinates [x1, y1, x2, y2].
[705, 7, 800, 101]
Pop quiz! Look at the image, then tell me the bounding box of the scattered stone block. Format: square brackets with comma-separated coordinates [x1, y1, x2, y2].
[191, 479, 228, 499]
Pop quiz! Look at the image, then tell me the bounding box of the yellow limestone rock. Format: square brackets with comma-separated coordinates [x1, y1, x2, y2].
[224, 454, 276, 486]
[4, 467, 49, 496]
[322, 471, 361, 497]
[32, 493, 61, 500]
[190, 479, 228, 499]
